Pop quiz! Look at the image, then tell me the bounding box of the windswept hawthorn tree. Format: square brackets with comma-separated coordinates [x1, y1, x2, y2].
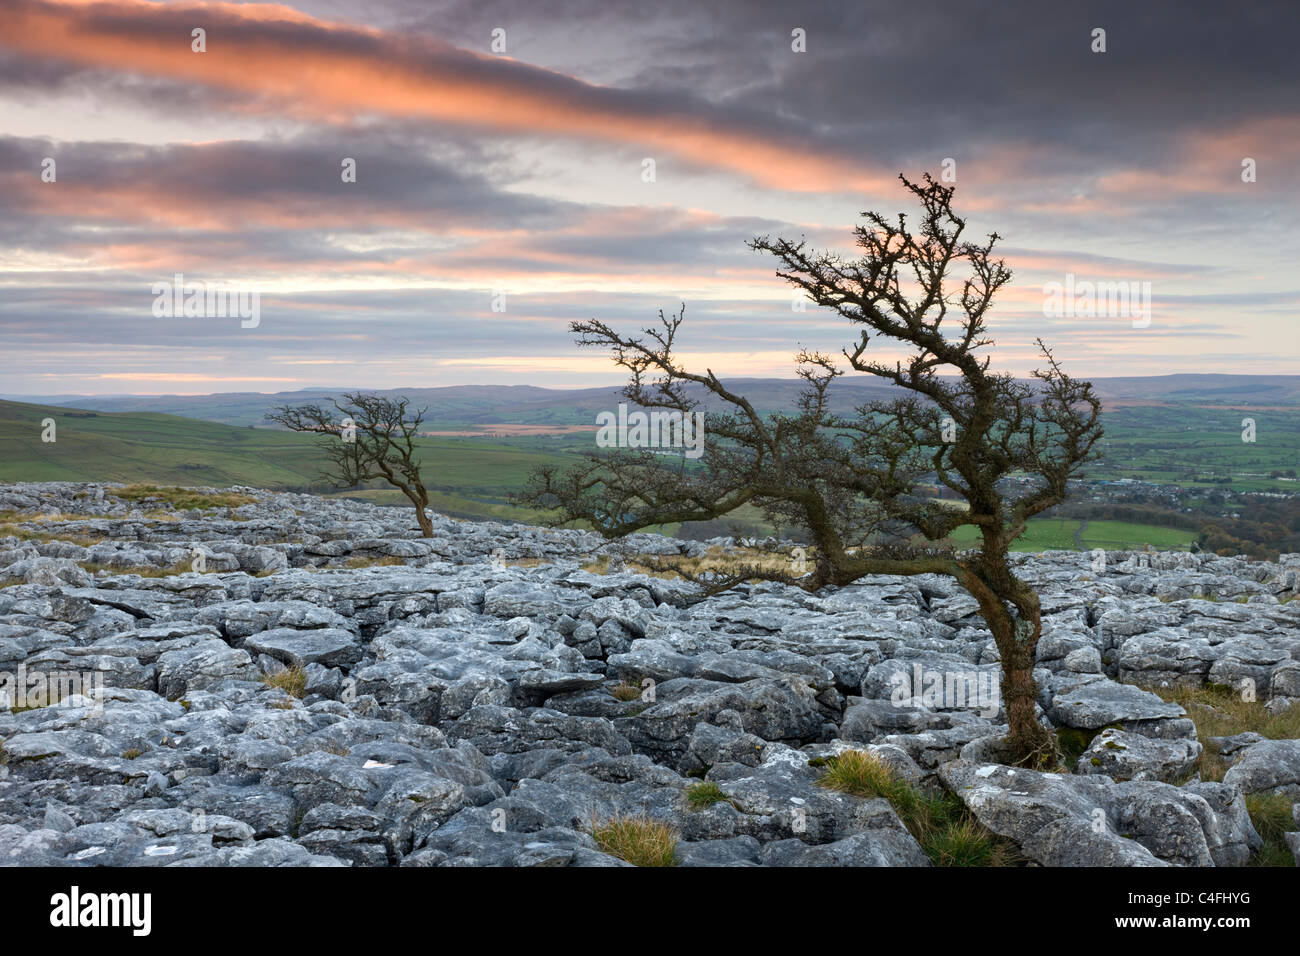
[520, 175, 1103, 766]
[268, 392, 435, 537]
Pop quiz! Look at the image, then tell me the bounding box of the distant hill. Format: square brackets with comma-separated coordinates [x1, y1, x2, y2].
[1081, 374, 1300, 405]
[7, 374, 1298, 429]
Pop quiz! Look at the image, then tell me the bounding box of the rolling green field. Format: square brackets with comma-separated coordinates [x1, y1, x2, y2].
[1075, 519, 1196, 550]
[0, 400, 580, 522]
[1089, 405, 1300, 491]
[0, 397, 1268, 550]
[0, 401, 326, 487]
[945, 517, 1195, 552]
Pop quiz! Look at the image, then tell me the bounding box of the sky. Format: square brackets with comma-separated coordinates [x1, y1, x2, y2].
[1, 0, 1297, 395]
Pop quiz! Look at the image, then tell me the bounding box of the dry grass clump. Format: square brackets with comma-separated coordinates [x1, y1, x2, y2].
[499, 557, 550, 569]
[343, 555, 406, 568]
[582, 544, 812, 581]
[1150, 683, 1298, 866]
[261, 665, 307, 699]
[113, 484, 256, 511]
[609, 682, 643, 702]
[1152, 682, 1300, 783]
[0, 510, 107, 546]
[78, 561, 197, 578]
[590, 814, 678, 867]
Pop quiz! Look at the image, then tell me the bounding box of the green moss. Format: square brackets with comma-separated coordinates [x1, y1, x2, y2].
[1056, 727, 1102, 765]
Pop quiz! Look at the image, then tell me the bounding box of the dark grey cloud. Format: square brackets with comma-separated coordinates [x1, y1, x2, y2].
[388, 0, 1300, 170]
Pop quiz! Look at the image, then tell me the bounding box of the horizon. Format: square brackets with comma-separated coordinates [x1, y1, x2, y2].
[2, 1, 1298, 393]
[4, 370, 1300, 402]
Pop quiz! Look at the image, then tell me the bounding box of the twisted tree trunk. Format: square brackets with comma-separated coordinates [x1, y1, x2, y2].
[403, 484, 433, 538]
[961, 557, 1056, 765]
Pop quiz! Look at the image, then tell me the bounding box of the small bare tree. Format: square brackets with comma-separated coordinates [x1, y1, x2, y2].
[267, 392, 434, 538]
[519, 175, 1103, 766]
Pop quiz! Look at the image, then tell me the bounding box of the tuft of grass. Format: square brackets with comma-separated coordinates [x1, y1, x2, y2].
[685, 781, 734, 810]
[1156, 683, 1300, 740]
[113, 484, 256, 512]
[582, 544, 815, 582]
[609, 682, 642, 702]
[590, 814, 678, 867]
[818, 748, 908, 799]
[261, 665, 307, 699]
[1194, 744, 1231, 783]
[1151, 682, 1300, 784]
[1245, 792, 1297, 867]
[78, 561, 200, 578]
[816, 749, 1020, 867]
[926, 816, 1002, 867]
[1152, 686, 1299, 864]
[343, 555, 405, 568]
[121, 748, 144, 760]
[9, 695, 75, 713]
[0, 511, 107, 546]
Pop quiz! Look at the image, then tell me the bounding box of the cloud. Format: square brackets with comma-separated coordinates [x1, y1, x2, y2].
[4, 0, 899, 193]
[1, 0, 1297, 392]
